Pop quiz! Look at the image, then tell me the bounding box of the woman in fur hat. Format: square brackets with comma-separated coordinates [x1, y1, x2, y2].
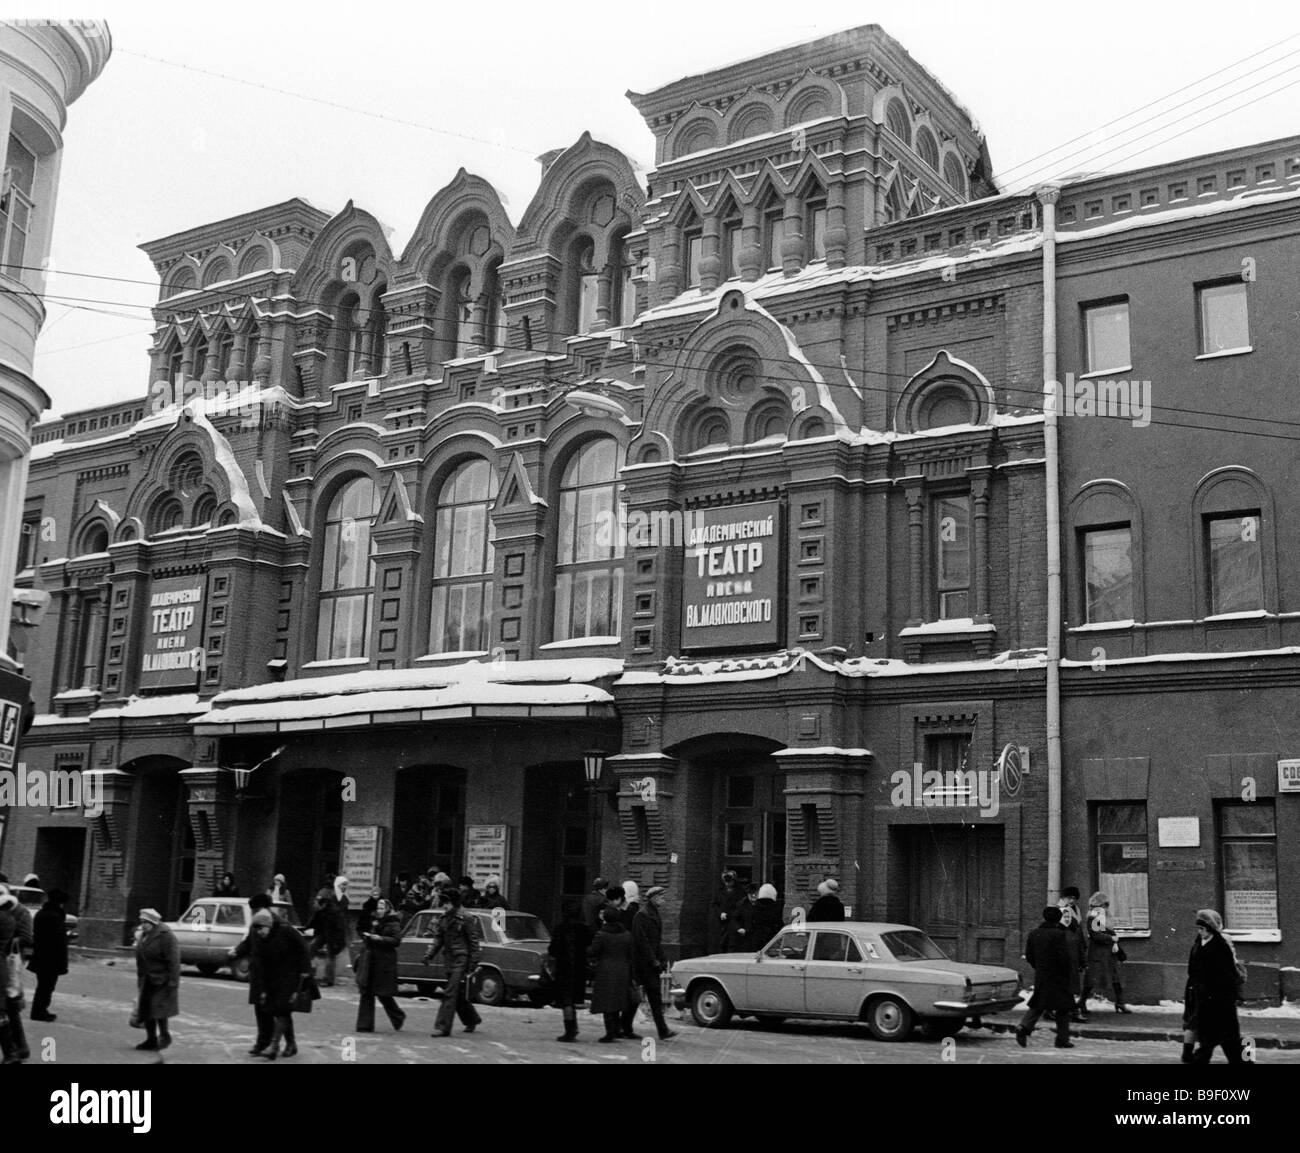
[1187, 909, 1244, 1064]
[1081, 892, 1129, 1014]
[133, 908, 180, 1051]
[808, 878, 845, 922]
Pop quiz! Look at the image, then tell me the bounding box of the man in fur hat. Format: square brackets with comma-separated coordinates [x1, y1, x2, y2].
[1016, 907, 1075, 1049]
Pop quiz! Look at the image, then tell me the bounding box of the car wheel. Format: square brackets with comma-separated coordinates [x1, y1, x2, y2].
[195, 963, 220, 977]
[231, 955, 252, 983]
[919, 1018, 962, 1041]
[689, 982, 734, 1028]
[470, 968, 508, 1007]
[865, 995, 914, 1042]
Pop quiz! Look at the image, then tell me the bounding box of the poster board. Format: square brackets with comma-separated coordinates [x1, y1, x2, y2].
[340, 825, 384, 903]
[464, 824, 510, 897]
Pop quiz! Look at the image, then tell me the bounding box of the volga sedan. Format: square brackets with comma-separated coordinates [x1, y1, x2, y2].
[670, 922, 1020, 1041]
[168, 898, 303, 980]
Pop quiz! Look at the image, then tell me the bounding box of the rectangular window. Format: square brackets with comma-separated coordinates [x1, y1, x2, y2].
[1096, 803, 1149, 931]
[553, 566, 623, 641]
[1082, 525, 1133, 623]
[764, 212, 784, 271]
[686, 232, 703, 288]
[1219, 802, 1277, 932]
[1206, 512, 1263, 614]
[1, 134, 37, 278]
[724, 223, 743, 279]
[1198, 281, 1250, 354]
[807, 203, 827, 260]
[1084, 300, 1131, 374]
[933, 494, 970, 619]
[16, 518, 38, 571]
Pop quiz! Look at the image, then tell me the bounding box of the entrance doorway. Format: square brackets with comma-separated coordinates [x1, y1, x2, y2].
[125, 757, 188, 930]
[276, 768, 345, 919]
[32, 827, 86, 912]
[899, 825, 1006, 964]
[520, 763, 593, 926]
[392, 765, 466, 882]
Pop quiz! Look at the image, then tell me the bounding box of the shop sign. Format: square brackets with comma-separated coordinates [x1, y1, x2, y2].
[1157, 816, 1200, 847]
[341, 826, 384, 899]
[465, 824, 510, 895]
[681, 501, 780, 650]
[140, 575, 206, 690]
[0, 666, 31, 768]
[1278, 760, 1300, 793]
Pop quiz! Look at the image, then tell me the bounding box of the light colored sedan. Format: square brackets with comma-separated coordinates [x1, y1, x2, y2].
[168, 898, 302, 981]
[670, 921, 1021, 1041]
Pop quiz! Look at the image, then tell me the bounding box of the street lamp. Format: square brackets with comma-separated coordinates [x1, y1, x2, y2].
[583, 749, 605, 786]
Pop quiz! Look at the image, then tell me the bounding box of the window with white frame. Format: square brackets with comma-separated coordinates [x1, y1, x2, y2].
[1218, 801, 1278, 933]
[1206, 511, 1262, 614]
[1095, 803, 1149, 931]
[429, 458, 497, 654]
[1083, 299, 1131, 374]
[1, 134, 37, 278]
[554, 439, 624, 641]
[1198, 281, 1250, 354]
[933, 493, 970, 619]
[1082, 524, 1133, 623]
[316, 476, 379, 660]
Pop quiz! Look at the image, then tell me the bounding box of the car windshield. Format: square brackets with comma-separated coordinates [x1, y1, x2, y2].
[501, 915, 549, 942]
[880, 930, 949, 961]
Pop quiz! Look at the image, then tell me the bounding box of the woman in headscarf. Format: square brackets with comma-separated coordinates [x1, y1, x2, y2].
[355, 897, 406, 1033]
[481, 877, 508, 910]
[133, 908, 180, 1052]
[1081, 891, 1129, 1014]
[808, 878, 845, 922]
[587, 905, 638, 1042]
[1187, 909, 1244, 1064]
[249, 908, 312, 1059]
[266, 872, 294, 912]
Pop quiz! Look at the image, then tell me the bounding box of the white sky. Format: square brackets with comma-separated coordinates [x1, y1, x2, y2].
[24, 0, 1300, 417]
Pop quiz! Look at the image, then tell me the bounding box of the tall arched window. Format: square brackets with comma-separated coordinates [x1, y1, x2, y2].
[574, 237, 599, 335]
[885, 98, 911, 145]
[554, 439, 625, 641]
[369, 287, 388, 375]
[429, 459, 498, 654]
[317, 476, 379, 660]
[450, 269, 474, 357]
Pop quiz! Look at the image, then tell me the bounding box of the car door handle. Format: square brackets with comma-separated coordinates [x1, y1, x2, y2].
[847, 967, 864, 974]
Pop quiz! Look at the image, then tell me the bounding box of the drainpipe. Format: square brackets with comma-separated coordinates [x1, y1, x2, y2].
[1037, 184, 1062, 902]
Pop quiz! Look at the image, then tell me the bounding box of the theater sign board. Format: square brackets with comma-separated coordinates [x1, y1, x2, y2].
[682, 501, 780, 650]
[140, 575, 207, 690]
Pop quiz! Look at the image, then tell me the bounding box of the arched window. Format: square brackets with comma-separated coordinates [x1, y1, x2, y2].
[151, 498, 184, 535]
[77, 522, 109, 556]
[484, 263, 506, 350]
[943, 153, 967, 195]
[574, 237, 599, 335]
[332, 292, 365, 381]
[916, 127, 939, 171]
[885, 99, 911, 145]
[192, 492, 218, 527]
[429, 459, 498, 654]
[450, 269, 474, 357]
[554, 438, 625, 641]
[202, 257, 231, 288]
[316, 476, 379, 660]
[170, 453, 204, 498]
[369, 286, 388, 374]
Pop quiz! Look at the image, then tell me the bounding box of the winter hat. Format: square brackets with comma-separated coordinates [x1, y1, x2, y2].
[316, 888, 334, 902]
[623, 880, 641, 902]
[485, 875, 501, 889]
[1061, 886, 1080, 900]
[1089, 891, 1109, 908]
[23, 873, 39, 885]
[758, 883, 778, 901]
[433, 872, 452, 886]
[721, 869, 737, 883]
[0, 888, 15, 911]
[823, 878, 839, 893]
[252, 910, 275, 927]
[1043, 906, 1063, 923]
[273, 874, 286, 884]
[1196, 909, 1224, 933]
[139, 908, 161, 925]
[592, 876, 608, 891]
[644, 885, 667, 900]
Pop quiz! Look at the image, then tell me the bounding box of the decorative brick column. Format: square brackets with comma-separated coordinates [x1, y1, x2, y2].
[775, 748, 870, 918]
[82, 768, 134, 947]
[179, 766, 238, 898]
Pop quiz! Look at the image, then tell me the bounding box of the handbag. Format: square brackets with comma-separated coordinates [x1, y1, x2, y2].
[4, 946, 24, 1002]
[1116, 944, 1127, 963]
[290, 974, 319, 1013]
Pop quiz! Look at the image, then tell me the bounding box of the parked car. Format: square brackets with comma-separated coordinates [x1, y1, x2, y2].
[395, 907, 553, 1006]
[11, 886, 79, 941]
[670, 921, 1021, 1041]
[167, 898, 302, 981]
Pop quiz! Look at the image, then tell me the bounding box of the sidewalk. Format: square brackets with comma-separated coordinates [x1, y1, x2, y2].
[984, 1002, 1300, 1049]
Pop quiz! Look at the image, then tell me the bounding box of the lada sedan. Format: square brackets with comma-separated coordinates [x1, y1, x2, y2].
[395, 907, 553, 1006]
[670, 921, 1021, 1041]
[168, 898, 302, 980]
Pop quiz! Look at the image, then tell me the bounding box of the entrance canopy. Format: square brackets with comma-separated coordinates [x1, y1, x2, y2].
[191, 658, 622, 736]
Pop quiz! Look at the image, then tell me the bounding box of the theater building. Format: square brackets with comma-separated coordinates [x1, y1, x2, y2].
[4, 25, 1297, 1001]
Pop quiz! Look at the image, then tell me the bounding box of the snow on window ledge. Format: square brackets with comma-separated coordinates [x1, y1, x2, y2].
[415, 651, 490, 663]
[301, 657, 369, 669]
[1068, 619, 1135, 632]
[1077, 365, 1133, 380]
[540, 637, 622, 650]
[1204, 610, 1271, 622]
[899, 618, 996, 637]
[1196, 346, 1253, 360]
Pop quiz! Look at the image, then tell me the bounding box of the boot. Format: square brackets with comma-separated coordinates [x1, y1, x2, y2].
[556, 1017, 579, 1043]
[260, 1019, 284, 1060]
[1114, 984, 1131, 1013]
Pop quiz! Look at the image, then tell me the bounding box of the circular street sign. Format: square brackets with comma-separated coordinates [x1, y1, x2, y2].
[998, 743, 1023, 797]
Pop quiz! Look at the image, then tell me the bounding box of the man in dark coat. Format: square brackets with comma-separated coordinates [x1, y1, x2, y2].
[1188, 908, 1244, 1064]
[808, 878, 845, 922]
[711, 870, 746, 951]
[424, 888, 482, 1036]
[588, 906, 638, 1042]
[631, 885, 677, 1041]
[29, 888, 69, 1021]
[304, 887, 348, 987]
[549, 901, 593, 1042]
[581, 876, 609, 935]
[1015, 907, 1074, 1049]
[355, 899, 406, 1032]
[248, 908, 311, 1059]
